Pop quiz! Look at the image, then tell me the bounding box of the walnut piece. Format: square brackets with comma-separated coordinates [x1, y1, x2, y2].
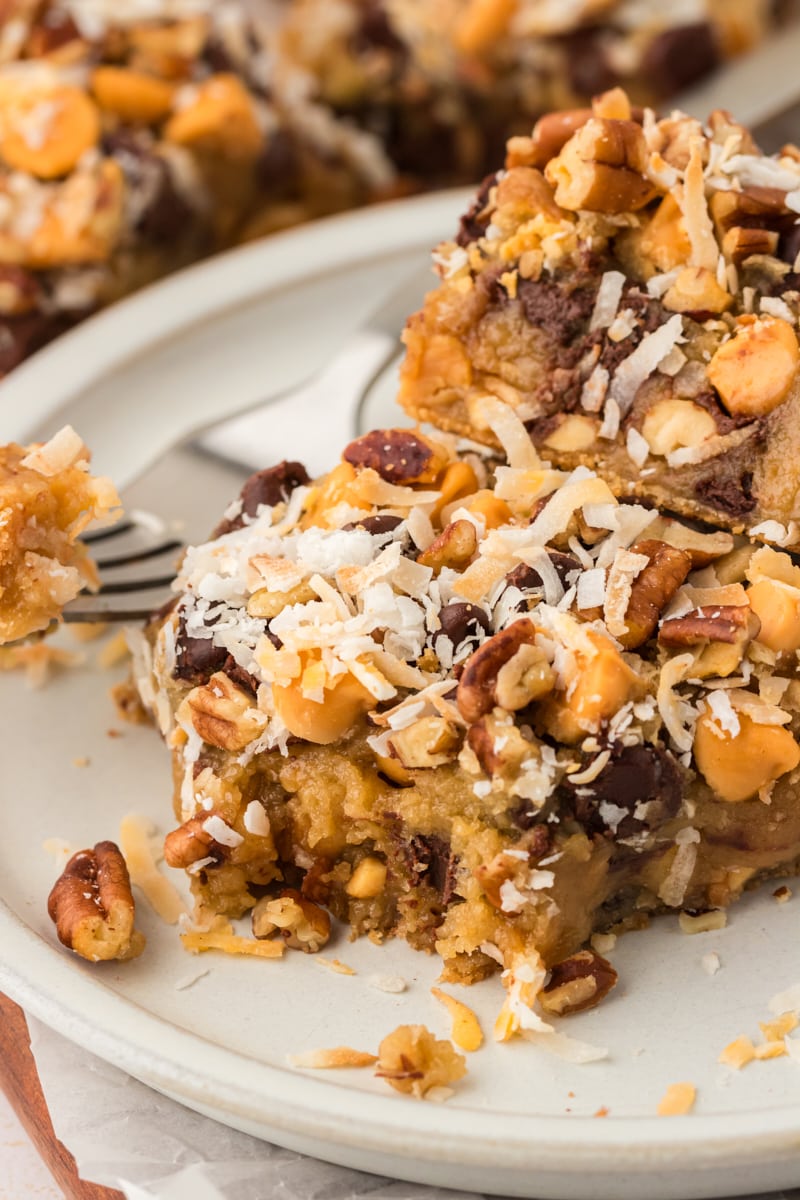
[375, 1024, 466, 1098]
[539, 949, 618, 1016]
[47, 841, 145, 962]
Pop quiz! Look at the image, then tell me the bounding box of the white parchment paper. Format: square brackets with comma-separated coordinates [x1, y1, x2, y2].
[27, 1018, 800, 1200]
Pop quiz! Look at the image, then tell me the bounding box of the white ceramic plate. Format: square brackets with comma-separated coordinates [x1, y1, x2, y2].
[3, 195, 800, 1200]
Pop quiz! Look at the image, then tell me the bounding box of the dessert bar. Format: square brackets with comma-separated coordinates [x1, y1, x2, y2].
[399, 88, 800, 547]
[136, 412, 800, 1030]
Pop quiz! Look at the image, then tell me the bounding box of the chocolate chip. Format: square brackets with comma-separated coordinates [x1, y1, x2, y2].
[354, 0, 406, 54]
[565, 743, 682, 839]
[343, 514, 403, 536]
[104, 133, 195, 243]
[455, 172, 498, 247]
[173, 616, 228, 685]
[779, 223, 800, 268]
[506, 551, 581, 593]
[27, 10, 81, 55]
[517, 277, 597, 346]
[438, 602, 491, 650]
[404, 835, 458, 905]
[256, 129, 300, 197]
[694, 471, 757, 517]
[223, 659, 260, 698]
[214, 461, 310, 536]
[641, 22, 719, 97]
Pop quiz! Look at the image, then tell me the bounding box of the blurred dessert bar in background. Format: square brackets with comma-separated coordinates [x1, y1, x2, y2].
[0, 0, 790, 377]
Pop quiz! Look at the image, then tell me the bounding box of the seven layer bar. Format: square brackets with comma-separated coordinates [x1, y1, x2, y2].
[136, 410, 800, 1029]
[398, 87, 800, 548]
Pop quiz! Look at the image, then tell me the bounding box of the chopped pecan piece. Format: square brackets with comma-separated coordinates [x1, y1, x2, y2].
[640, 517, 734, 567]
[659, 604, 760, 676]
[251, 888, 330, 951]
[181, 671, 264, 751]
[388, 715, 461, 769]
[619, 539, 692, 649]
[659, 605, 756, 647]
[545, 118, 657, 213]
[417, 519, 477, 573]
[457, 619, 555, 723]
[343, 430, 448, 485]
[722, 226, 779, 264]
[47, 841, 145, 962]
[526, 108, 592, 169]
[163, 815, 222, 869]
[539, 949, 618, 1016]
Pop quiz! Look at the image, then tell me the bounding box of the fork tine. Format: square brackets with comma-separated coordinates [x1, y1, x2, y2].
[62, 606, 161, 623]
[96, 573, 177, 595]
[81, 519, 136, 544]
[95, 538, 183, 569]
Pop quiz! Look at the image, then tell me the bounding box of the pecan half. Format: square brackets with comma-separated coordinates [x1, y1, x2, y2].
[619, 539, 692, 649]
[539, 949, 618, 1016]
[456, 619, 554, 724]
[342, 430, 448, 485]
[47, 841, 145, 962]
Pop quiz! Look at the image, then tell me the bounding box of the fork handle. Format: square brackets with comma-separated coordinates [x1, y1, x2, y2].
[194, 329, 398, 477]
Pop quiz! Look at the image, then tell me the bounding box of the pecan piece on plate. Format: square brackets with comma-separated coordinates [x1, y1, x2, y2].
[539, 948, 618, 1016]
[47, 840, 145, 962]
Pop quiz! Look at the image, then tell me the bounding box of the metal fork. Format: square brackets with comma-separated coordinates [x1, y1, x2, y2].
[62, 263, 432, 623]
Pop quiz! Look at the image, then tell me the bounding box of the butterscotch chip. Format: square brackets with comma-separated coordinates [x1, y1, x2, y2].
[0, 86, 100, 178]
[91, 67, 175, 124]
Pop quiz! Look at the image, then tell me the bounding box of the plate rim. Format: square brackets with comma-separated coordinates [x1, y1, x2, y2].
[3, 191, 800, 1186]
